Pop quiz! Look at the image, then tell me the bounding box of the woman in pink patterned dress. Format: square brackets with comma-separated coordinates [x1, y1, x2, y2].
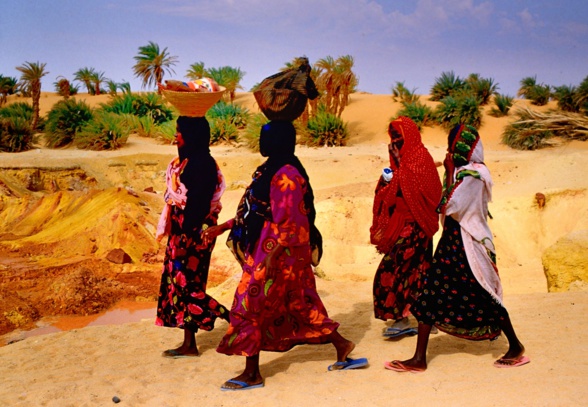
[203, 121, 367, 391]
[155, 116, 229, 358]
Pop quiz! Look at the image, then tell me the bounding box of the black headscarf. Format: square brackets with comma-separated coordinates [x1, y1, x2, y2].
[176, 116, 218, 232]
[229, 121, 320, 255]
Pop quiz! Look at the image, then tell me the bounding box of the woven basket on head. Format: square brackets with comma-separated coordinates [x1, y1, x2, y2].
[161, 86, 226, 117]
[253, 88, 307, 121]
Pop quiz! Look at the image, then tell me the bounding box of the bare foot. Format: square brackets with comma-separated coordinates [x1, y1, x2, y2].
[162, 344, 199, 358]
[162, 348, 199, 358]
[335, 338, 356, 362]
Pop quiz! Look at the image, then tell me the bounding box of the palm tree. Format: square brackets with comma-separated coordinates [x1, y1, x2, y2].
[0, 75, 18, 106]
[517, 76, 538, 98]
[334, 55, 357, 117]
[74, 67, 97, 94]
[315, 56, 336, 114]
[206, 66, 244, 103]
[186, 62, 206, 80]
[54, 76, 71, 99]
[133, 41, 178, 93]
[16, 61, 48, 129]
[91, 70, 107, 95]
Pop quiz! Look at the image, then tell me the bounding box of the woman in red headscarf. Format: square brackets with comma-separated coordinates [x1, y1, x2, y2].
[370, 117, 442, 337]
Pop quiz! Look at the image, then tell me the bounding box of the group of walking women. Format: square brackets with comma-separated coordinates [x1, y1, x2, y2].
[153, 93, 528, 391]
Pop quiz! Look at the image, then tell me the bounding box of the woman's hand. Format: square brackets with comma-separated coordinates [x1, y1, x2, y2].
[263, 244, 287, 281]
[201, 221, 231, 246]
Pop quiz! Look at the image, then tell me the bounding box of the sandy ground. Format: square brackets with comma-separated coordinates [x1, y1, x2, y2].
[0, 92, 587, 406]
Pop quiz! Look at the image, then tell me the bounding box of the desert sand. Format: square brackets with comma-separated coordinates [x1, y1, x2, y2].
[0, 91, 587, 406]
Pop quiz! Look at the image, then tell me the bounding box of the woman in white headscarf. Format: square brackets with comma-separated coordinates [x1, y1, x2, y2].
[385, 124, 529, 372]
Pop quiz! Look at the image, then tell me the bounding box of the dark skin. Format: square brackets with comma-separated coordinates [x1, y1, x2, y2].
[202, 143, 356, 389]
[202, 222, 356, 389]
[387, 145, 526, 372]
[390, 318, 525, 371]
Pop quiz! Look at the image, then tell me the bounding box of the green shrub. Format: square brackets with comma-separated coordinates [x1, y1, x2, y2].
[433, 96, 459, 129]
[44, 99, 94, 148]
[391, 81, 419, 104]
[209, 117, 239, 144]
[155, 119, 177, 144]
[517, 76, 551, 106]
[303, 105, 348, 147]
[502, 107, 588, 150]
[502, 122, 553, 150]
[489, 94, 514, 117]
[207, 101, 249, 128]
[75, 111, 131, 150]
[394, 100, 434, 130]
[552, 85, 579, 112]
[465, 75, 498, 105]
[0, 101, 45, 131]
[101, 93, 173, 125]
[575, 76, 588, 114]
[0, 116, 35, 152]
[435, 95, 482, 130]
[127, 114, 176, 141]
[430, 71, 467, 101]
[458, 95, 483, 129]
[241, 113, 269, 152]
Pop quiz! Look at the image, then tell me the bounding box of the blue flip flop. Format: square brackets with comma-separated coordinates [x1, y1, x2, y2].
[220, 379, 265, 391]
[328, 357, 369, 371]
[382, 327, 418, 338]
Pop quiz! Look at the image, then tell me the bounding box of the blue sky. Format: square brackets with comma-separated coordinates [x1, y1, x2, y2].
[2, 0, 587, 96]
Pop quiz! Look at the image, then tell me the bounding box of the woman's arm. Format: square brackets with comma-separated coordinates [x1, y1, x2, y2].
[201, 218, 234, 246]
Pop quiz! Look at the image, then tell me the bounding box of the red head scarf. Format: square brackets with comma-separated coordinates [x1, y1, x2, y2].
[370, 117, 442, 253]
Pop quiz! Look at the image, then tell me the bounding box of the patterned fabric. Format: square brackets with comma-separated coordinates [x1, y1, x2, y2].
[217, 165, 339, 356]
[155, 167, 228, 331]
[370, 117, 442, 254]
[157, 158, 225, 240]
[439, 125, 502, 305]
[373, 216, 433, 321]
[410, 217, 505, 340]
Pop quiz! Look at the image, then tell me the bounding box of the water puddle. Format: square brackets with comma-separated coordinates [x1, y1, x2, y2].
[1, 301, 157, 346]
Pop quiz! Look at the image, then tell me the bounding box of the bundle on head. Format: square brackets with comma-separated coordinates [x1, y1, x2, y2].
[254, 56, 319, 121]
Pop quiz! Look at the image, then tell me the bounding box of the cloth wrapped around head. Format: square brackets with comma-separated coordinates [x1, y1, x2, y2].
[369, 117, 442, 253]
[254, 57, 319, 121]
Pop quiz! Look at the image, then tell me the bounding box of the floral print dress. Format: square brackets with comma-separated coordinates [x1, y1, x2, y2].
[410, 216, 505, 340]
[217, 164, 339, 356]
[155, 168, 228, 332]
[372, 191, 433, 321]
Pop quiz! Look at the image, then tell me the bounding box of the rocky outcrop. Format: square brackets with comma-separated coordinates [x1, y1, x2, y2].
[542, 230, 588, 292]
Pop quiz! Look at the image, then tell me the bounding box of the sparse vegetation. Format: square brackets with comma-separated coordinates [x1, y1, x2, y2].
[430, 71, 467, 101]
[241, 113, 269, 152]
[489, 94, 514, 117]
[391, 81, 419, 104]
[502, 107, 588, 150]
[0, 101, 42, 153]
[75, 111, 131, 150]
[394, 100, 434, 130]
[45, 99, 94, 148]
[302, 104, 348, 147]
[517, 76, 551, 106]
